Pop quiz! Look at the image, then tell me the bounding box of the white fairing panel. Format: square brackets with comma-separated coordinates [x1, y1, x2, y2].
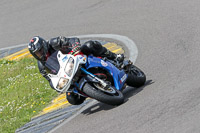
[47, 51, 87, 93]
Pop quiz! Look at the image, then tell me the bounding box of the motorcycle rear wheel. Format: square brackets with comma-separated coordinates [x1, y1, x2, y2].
[82, 83, 124, 105]
[126, 65, 146, 88]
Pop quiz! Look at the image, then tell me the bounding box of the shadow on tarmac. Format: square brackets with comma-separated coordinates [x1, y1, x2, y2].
[82, 80, 154, 115]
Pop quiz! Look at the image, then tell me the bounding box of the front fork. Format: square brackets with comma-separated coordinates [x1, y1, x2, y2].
[79, 68, 118, 94]
[68, 68, 100, 95]
[80, 68, 108, 88]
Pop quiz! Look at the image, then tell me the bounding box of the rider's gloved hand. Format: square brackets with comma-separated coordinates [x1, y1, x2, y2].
[70, 43, 81, 55]
[71, 42, 81, 52]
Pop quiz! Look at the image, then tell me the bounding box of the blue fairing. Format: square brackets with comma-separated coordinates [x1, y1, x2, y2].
[84, 56, 127, 90]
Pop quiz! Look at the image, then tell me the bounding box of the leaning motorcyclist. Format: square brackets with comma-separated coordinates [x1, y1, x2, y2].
[28, 36, 124, 105]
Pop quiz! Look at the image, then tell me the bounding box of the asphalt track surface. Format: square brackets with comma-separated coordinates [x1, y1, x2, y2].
[1, 0, 200, 133]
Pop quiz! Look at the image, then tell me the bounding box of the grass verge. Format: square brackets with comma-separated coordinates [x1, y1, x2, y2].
[0, 58, 58, 133]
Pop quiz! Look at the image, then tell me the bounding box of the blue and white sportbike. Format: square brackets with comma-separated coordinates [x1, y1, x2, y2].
[46, 50, 146, 105]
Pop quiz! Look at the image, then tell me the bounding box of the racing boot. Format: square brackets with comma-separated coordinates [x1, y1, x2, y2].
[116, 54, 125, 62]
[103, 50, 124, 63]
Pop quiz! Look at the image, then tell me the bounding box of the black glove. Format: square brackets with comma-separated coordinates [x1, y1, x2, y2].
[60, 37, 81, 50]
[72, 42, 81, 52]
[70, 43, 81, 55]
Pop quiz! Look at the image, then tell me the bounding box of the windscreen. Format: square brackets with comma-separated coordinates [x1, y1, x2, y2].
[45, 51, 60, 74]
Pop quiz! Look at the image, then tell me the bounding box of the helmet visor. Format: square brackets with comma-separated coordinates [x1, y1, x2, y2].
[35, 48, 44, 59]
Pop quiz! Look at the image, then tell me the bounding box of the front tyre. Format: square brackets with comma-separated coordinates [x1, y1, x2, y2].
[126, 65, 146, 88]
[82, 83, 124, 105]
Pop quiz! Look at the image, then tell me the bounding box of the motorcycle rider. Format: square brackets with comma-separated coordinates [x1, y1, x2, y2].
[28, 36, 124, 105]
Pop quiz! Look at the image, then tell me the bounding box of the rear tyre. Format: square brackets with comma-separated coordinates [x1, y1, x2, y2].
[126, 65, 146, 88]
[82, 83, 124, 105]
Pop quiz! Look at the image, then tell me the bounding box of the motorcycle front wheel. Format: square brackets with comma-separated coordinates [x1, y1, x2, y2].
[82, 83, 124, 106]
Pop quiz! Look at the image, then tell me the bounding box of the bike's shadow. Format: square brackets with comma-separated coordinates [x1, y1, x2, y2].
[82, 80, 153, 115]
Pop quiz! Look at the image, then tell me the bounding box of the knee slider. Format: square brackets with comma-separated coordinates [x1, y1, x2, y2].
[93, 41, 102, 49]
[81, 41, 93, 55]
[83, 40, 105, 56]
[66, 93, 86, 105]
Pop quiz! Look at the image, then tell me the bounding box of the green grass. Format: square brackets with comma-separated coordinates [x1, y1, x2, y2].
[0, 58, 58, 133]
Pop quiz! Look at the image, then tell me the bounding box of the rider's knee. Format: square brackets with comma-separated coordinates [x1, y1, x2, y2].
[81, 40, 106, 56]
